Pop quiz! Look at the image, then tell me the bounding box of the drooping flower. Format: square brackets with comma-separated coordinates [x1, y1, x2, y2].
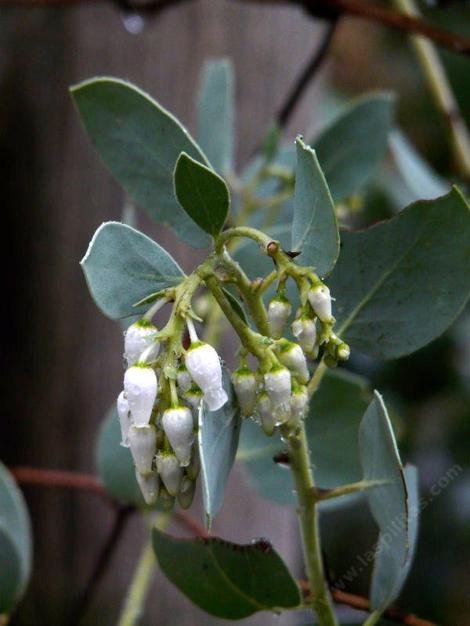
[289, 386, 309, 427]
[116, 391, 131, 447]
[278, 340, 310, 384]
[308, 285, 333, 323]
[185, 342, 227, 411]
[177, 476, 196, 510]
[124, 364, 158, 427]
[292, 315, 317, 355]
[162, 406, 194, 467]
[135, 470, 159, 505]
[124, 319, 159, 366]
[232, 367, 257, 417]
[128, 424, 157, 475]
[256, 391, 276, 436]
[264, 366, 291, 424]
[156, 452, 183, 496]
[267, 295, 292, 339]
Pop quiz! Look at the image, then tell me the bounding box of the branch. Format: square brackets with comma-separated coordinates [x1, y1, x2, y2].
[298, 580, 438, 626]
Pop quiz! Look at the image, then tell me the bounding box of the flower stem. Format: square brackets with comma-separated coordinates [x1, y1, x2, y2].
[117, 514, 168, 626]
[393, 0, 470, 180]
[287, 424, 338, 626]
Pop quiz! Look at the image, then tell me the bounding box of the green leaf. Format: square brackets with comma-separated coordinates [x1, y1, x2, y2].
[330, 188, 470, 359]
[359, 392, 409, 608]
[291, 137, 339, 276]
[81, 221, 184, 320]
[152, 529, 301, 619]
[312, 92, 394, 200]
[222, 288, 248, 325]
[370, 464, 419, 611]
[389, 130, 448, 201]
[197, 59, 234, 174]
[198, 370, 241, 528]
[0, 462, 32, 610]
[174, 152, 230, 236]
[95, 405, 145, 506]
[0, 529, 22, 614]
[238, 370, 370, 506]
[71, 77, 210, 247]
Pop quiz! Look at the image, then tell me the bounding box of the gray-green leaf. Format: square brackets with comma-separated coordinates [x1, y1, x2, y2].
[174, 152, 230, 236]
[198, 370, 241, 528]
[81, 221, 184, 320]
[197, 59, 235, 174]
[312, 93, 394, 200]
[152, 529, 301, 619]
[71, 77, 210, 247]
[0, 462, 32, 611]
[330, 188, 470, 359]
[291, 137, 339, 276]
[370, 464, 419, 611]
[238, 370, 370, 506]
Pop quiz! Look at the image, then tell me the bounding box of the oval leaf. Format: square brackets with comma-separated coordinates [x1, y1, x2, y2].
[291, 137, 339, 276]
[330, 187, 470, 359]
[95, 405, 145, 506]
[174, 152, 230, 236]
[197, 58, 235, 174]
[152, 529, 301, 619]
[370, 464, 419, 611]
[312, 92, 394, 200]
[71, 77, 210, 247]
[198, 370, 241, 528]
[238, 370, 370, 506]
[81, 221, 184, 320]
[0, 462, 32, 609]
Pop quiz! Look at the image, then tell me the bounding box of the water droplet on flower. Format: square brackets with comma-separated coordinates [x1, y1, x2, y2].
[120, 12, 145, 35]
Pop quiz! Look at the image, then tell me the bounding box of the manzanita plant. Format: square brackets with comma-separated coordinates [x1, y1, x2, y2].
[2, 57, 468, 625]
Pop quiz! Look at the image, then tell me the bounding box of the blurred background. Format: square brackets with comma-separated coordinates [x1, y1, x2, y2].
[0, 0, 469, 624]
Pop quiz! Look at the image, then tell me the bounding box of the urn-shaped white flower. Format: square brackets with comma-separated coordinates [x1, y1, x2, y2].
[183, 386, 203, 413]
[264, 366, 291, 423]
[156, 452, 183, 496]
[128, 424, 157, 475]
[124, 320, 159, 366]
[178, 476, 196, 510]
[185, 342, 228, 411]
[176, 364, 192, 393]
[117, 391, 131, 447]
[232, 367, 257, 416]
[278, 340, 310, 384]
[308, 285, 332, 323]
[162, 406, 194, 467]
[124, 364, 158, 427]
[257, 391, 276, 436]
[268, 295, 292, 339]
[289, 386, 309, 427]
[135, 470, 159, 505]
[292, 316, 317, 355]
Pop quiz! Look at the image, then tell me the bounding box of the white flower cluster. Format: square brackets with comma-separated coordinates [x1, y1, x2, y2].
[117, 319, 227, 508]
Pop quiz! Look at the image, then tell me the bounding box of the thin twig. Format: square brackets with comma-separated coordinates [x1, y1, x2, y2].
[10, 466, 111, 501]
[70, 506, 134, 626]
[277, 20, 338, 128]
[299, 580, 438, 626]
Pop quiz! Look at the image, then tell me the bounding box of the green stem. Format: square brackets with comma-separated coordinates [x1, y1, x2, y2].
[393, 0, 470, 180]
[316, 479, 388, 501]
[288, 424, 338, 626]
[307, 359, 328, 397]
[363, 610, 381, 626]
[215, 226, 274, 254]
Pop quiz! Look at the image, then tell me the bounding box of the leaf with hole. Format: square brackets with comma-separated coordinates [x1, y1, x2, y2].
[197, 58, 235, 174]
[311, 92, 394, 200]
[71, 77, 210, 247]
[291, 137, 339, 276]
[152, 529, 301, 619]
[329, 188, 470, 359]
[81, 221, 184, 320]
[174, 152, 230, 236]
[198, 369, 241, 528]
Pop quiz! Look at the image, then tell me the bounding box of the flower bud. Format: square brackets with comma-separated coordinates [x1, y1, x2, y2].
[278, 340, 309, 384]
[308, 285, 332, 323]
[292, 315, 317, 355]
[176, 364, 192, 393]
[185, 342, 227, 411]
[232, 367, 257, 417]
[178, 476, 196, 510]
[256, 391, 276, 436]
[128, 425, 157, 475]
[158, 485, 176, 511]
[288, 386, 309, 428]
[124, 320, 159, 366]
[183, 386, 203, 415]
[162, 406, 194, 467]
[268, 295, 292, 339]
[124, 364, 158, 427]
[117, 391, 131, 447]
[156, 452, 183, 496]
[186, 446, 200, 481]
[135, 470, 159, 505]
[264, 366, 291, 424]
[337, 343, 350, 361]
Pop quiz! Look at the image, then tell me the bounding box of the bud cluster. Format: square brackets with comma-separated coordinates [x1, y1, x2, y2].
[117, 318, 227, 508]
